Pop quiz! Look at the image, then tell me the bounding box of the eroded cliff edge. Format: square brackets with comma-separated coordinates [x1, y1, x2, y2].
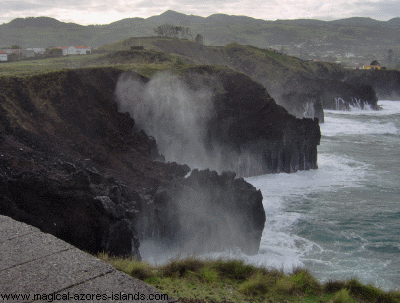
[146, 41, 380, 120]
[0, 67, 319, 258]
[116, 66, 321, 176]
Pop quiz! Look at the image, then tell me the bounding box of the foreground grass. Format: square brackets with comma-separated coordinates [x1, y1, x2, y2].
[97, 253, 400, 303]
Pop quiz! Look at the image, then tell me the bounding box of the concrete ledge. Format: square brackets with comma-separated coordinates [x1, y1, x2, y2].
[0, 215, 179, 302]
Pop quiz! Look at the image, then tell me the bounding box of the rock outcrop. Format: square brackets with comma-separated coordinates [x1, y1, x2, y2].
[147, 41, 380, 119]
[0, 156, 140, 257]
[136, 169, 264, 255]
[280, 75, 379, 117]
[196, 67, 321, 175]
[117, 66, 321, 177]
[343, 69, 400, 101]
[0, 67, 267, 258]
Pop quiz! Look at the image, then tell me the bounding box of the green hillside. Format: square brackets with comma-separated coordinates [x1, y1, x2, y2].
[98, 36, 344, 89]
[1, 11, 400, 66]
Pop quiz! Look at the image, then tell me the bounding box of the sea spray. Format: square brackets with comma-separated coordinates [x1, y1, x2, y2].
[115, 71, 217, 169]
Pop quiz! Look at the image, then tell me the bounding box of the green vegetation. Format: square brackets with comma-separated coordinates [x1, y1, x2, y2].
[99, 36, 167, 52]
[0, 48, 192, 78]
[97, 253, 400, 303]
[1, 13, 399, 66]
[0, 54, 103, 77]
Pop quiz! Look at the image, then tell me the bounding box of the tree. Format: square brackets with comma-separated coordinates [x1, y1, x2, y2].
[47, 48, 62, 57]
[10, 44, 21, 49]
[154, 24, 196, 41]
[195, 34, 203, 45]
[370, 60, 380, 66]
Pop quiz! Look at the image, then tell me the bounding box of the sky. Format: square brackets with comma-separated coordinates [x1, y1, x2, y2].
[1, 0, 399, 25]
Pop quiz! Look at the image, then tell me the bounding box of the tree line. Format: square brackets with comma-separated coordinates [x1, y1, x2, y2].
[154, 24, 203, 44]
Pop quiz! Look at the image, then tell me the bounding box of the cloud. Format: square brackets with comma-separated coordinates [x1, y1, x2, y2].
[0, 0, 398, 25]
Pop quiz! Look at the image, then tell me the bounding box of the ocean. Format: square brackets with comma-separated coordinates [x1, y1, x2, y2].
[246, 100, 400, 291]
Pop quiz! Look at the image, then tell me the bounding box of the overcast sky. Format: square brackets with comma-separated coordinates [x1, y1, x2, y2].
[1, 0, 399, 25]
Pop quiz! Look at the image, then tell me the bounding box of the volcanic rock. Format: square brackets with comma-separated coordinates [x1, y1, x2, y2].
[0, 67, 269, 257]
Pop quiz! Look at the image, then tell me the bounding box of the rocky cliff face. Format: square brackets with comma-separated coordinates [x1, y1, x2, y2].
[279, 74, 379, 120]
[116, 66, 321, 177]
[148, 41, 380, 120]
[187, 67, 321, 175]
[343, 69, 400, 101]
[0, 65, 322, 258]
[0, 68, 267, 258]
[136, 169, 264, 255]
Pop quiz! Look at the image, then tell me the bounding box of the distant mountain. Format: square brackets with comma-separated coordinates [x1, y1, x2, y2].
[0, 11, 399, 63]
[387, 17, 400, 26]
[205, 13, 265, 24]
[146, 10, 204, 25]
[6, 16, 83, 29]
[106, 17, 146, 29]
[329, 17, 385, 26]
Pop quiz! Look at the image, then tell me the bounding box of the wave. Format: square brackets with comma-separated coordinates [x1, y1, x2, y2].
[325, 100, 400, 117]
[321, 117, 398, 137]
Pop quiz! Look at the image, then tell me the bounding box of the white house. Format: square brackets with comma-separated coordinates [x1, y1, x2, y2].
[59, 46, 91, 56]
[0, 51, 7, 61]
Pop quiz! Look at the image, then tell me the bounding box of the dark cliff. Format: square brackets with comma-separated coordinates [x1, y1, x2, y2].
[280, 73, 379, 118]
[116, 66, 321, 177]
[0, 67, 267, 257]
[183, 66, 321, 175]
[0, 66, 320, 258]
[145, 41, 381, 119]
[343, 69, 400, 101]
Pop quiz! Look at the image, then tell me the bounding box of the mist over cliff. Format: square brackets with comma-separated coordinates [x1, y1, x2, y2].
[116, 71, 222, 171]
[0, 67, 266, 258]
[115, 67, 320, 177]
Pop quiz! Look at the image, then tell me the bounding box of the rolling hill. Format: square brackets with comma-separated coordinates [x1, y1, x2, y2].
[1, 10, 399, 66]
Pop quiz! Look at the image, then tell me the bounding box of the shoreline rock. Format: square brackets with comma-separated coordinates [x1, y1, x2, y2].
[0, 66, 319, 257]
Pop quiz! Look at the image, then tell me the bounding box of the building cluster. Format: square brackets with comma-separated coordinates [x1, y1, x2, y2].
[271, 35, 398, 69]
[0, 46, 91, 62]
[0, 48, 39, 61]
[55, 46, 91, 56]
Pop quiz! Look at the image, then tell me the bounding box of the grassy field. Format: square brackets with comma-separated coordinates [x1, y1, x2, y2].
[0, 39, 353, 81]
[0, 54, 103, 77]
[97, 253, 400, 303]
[0, 50, 191, 78]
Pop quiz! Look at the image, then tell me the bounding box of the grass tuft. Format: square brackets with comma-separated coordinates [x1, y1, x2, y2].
[290, 267, 321, 294]
[212, 259, 255, 280]
[160, 255, 204, 278]
[275, 276, 296, 295]
[324, 280, 346, 293]
[97, 253, 400, 303]
[346, 278, 384, 301]
[238, 272, 270, 296]
[332, 288, 354, 303]
[96, 252, 154, 280]
[199, 266, 219, 283]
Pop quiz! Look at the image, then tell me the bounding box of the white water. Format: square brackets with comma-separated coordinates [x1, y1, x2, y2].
[140, 101, 400, 291]
[244, 100, 400, 290]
